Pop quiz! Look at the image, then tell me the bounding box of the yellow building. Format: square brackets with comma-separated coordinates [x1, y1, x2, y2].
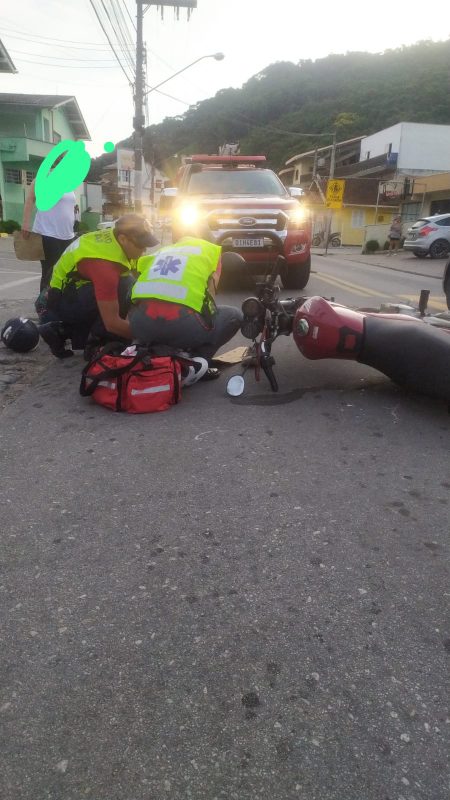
[279, 137, 401, 247]
[402, 171, 450, 220]
[307, 201, 397, 247]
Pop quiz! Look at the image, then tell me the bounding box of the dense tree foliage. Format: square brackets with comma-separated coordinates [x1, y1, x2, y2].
[89, 40, 450, 182]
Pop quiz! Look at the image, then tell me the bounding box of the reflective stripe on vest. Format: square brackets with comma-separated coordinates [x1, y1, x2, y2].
[50, 230, 133, 291]
[131, 237, 221, 313]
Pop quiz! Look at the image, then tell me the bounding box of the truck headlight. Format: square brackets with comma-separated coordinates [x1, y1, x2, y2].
[288, 207, 307, 229]
[178, 204, 200, 227]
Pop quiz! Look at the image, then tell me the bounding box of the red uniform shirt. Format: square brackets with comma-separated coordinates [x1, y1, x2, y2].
[77, 259, 123, 302]
[77, 257, 222, 319]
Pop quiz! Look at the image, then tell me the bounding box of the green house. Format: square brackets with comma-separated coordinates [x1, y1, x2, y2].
[0, 93, 90, 225]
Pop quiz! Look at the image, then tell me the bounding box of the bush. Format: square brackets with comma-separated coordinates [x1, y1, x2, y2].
[0, 219, 21, 234]
[383, 240, 390, 250]
[364, 239, 379, 253]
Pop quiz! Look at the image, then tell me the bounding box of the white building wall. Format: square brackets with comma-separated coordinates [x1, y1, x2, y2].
[360, 123, 403, 161]
[86, 183, 102, 212]
[397, 123, 450, 171]
[360, 123, 450, 173]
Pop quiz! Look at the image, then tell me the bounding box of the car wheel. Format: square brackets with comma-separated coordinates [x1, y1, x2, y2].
[429, 239, 450, 259]
[281, 257, 311, 290]
[413, 251, 428, 259]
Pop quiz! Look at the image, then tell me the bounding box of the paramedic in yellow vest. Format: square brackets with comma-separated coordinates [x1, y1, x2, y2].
[129, 237, 243, 369]
[39, 214, 158, 358]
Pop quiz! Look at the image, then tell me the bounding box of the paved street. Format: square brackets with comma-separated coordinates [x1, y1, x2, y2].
[0, 238, 41, 300]
[0, 241, 449, 800]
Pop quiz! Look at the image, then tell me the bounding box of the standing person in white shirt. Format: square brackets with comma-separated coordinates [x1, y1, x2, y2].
[22, 180, 76, 291]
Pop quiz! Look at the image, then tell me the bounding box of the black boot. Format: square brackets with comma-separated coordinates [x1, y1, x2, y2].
[83, 334, 104, 362]
[38, 322, 74, 359]
[201, 367, 220, 381]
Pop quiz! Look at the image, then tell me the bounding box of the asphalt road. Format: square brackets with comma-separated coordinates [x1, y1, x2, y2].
[0, 256, 41, 300]
[0, 245, 449, 800]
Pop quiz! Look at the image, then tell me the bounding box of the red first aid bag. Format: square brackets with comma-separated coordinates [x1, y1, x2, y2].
[80, 344, 182, 413]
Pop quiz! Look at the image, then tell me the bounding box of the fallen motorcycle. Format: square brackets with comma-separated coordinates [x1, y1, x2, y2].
[225, 254, 450, 402]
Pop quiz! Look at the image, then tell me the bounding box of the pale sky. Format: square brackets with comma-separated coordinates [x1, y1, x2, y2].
[1, 0, 449, 157]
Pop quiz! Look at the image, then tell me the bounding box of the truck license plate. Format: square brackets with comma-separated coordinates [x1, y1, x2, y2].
[232, 238, 264, 248]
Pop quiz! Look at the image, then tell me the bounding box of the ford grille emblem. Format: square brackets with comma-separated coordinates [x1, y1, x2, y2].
[239, 217, 256, 226]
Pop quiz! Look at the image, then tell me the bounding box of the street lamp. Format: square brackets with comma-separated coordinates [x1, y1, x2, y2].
[144, 53, 225, 97]
[134, 53, 225, 212]
[141, 52, 224, 209]
[134, 48, 225, 213]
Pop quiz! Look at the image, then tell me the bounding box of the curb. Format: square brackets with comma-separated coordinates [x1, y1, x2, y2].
[361, 263, 444, 281]
[313, 249, 444, 281]
[338, 257, 444, 281]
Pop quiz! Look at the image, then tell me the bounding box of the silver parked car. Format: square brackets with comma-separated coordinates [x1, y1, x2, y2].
[403, 213, 450, 259]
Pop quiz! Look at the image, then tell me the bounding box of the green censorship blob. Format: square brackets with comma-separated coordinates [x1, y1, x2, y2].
[35, 140, 91, 212]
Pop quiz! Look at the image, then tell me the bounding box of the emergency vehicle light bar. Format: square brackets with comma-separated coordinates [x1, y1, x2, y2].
[187, 155, 267, 165]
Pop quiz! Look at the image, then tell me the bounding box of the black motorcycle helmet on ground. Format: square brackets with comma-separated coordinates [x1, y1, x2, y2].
[1, 317, 40, 353]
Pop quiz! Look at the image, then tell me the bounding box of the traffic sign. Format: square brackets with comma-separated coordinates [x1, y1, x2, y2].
[326, 179, 345, 209]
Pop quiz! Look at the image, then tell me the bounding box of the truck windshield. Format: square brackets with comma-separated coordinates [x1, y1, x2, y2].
[186, 169, 287, 196]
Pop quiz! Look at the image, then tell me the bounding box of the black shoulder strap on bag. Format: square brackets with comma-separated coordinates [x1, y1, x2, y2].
[79, 342, 145, 397]
[80, 357, 142, 397]
[79, 342, 189, 400]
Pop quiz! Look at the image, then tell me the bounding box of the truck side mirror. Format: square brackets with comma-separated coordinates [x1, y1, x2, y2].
[288, 187, 304, 198]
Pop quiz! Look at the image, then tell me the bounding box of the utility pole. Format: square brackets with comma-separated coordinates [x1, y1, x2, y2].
[134, 1, 197, 215]
[324, 131, 337, 255]
[329, 131, 337, 181]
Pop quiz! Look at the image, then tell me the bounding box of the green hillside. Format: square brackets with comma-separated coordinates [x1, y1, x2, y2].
[89, 39, 450, 182]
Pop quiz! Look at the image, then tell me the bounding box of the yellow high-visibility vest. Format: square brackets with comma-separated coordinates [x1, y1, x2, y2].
[132, 237, 221, 312]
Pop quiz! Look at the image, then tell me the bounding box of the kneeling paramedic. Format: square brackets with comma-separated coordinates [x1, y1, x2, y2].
[39, 214, 158, 358]
[129, 237, 243, 374]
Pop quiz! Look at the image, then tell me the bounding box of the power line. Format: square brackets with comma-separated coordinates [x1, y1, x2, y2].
[145, 84, 190, 105]
[0, 20, 130, 49]
[10, 48, 119, 63]
[211, 108, 336, 141]
[112, 0, 136, 47]
[2, 20, 176, 74]
[17, 69, 129, 88]
[101, 0, 136, 76]
[13, 57, 122, 69]
[121, 0, 137, 32]
[88, 0, 134, 84]
[98, 0, 135, 75]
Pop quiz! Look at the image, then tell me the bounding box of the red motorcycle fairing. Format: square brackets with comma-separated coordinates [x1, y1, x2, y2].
[293, 296, 423, 361]
[293, 296, 365, 360]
